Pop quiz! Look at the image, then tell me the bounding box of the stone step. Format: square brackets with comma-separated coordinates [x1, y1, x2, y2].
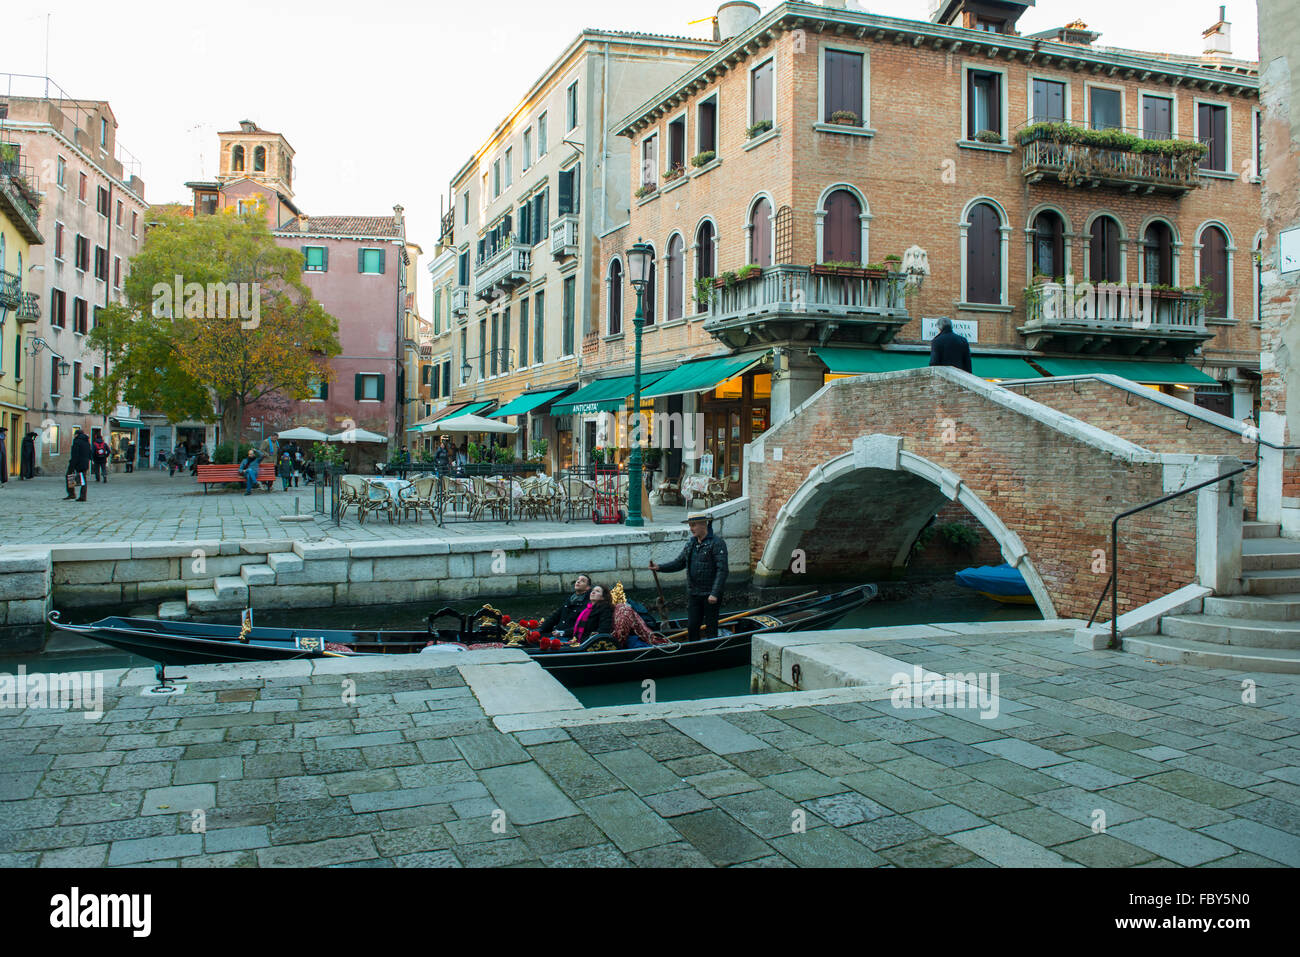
[1242, 570, 1300, 595]
[186, 587, 244, 613]
[1244, 521, 1282, 539]
[1241, 539, 1300, 571]
[213, 576, 249, 602]
[1122, 633, 1300, 674]
[240, 563, 276, 586]
[1161, 614, 1300, 649]
[158, 601, 189, 621]
[266, 552, 304, 578]
[1204, 593, 1300, 621]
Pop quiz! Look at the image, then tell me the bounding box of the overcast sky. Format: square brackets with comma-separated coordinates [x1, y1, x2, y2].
[3, 0, 1259, 305]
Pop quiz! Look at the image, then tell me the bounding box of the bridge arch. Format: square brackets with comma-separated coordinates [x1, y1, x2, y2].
[756, 434, 1058, 617]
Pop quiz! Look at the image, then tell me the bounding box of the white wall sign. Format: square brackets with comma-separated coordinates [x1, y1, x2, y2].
[1280, 226, 1300, 275]
[921, 318, 978, 342]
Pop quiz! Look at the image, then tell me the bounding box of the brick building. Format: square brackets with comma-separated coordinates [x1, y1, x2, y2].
[592, 0, 1264, 497]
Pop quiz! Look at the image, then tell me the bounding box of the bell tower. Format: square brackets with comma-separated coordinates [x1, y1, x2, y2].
[217, 119, 296, 200]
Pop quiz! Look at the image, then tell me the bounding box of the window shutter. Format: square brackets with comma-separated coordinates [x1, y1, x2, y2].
[477, 239, 485, 262]
[358, 248, 365, 272]
[376, 375, 385, 401]
[378, 250, 386, 274]
[322, 247, 329, 272]
[558, 171, 572, 215]
[354, 373, 363, 400]
[573, 165, 580, 214]
[321, 381, 329, 400]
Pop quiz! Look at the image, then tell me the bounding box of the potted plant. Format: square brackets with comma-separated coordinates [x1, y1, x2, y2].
[493, 445, 515, 465]
[690, 150, 716, 168]
[591, 446, 608, 465]
[694, 276, 716, 307]
[746, 119, 774, 139]
[715, 270, 739, 289]
[974, 129, 1004, 144]
[883, 254, 902, 273]
[812, 261, 867, 278]
[829, 110, 859, 127]
[529, 438, 549, 464]
[736, 263, 763, 282]
[663, 164, 685, 183]
[634, 183, 657, 199]
[641, 446, 664, 491]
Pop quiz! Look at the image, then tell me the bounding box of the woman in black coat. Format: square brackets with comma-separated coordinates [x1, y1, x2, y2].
[572, 585, 615, 642]
[20, 431, 37, 479]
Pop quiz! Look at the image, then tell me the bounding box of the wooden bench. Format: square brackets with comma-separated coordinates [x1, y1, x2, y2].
[196, 463, 278, 494]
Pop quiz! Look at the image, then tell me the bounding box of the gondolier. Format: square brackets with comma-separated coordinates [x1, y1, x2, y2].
[649, 513, 728, 641]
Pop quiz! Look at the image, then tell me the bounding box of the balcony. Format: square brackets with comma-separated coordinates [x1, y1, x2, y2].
[704, 264, 911, 351]
[473, 242, 531, 300]
[550, 214, 578, 260]
[439, 209, 454, 247]
[0, 269, 19, 310]
[0, 160, 43, 242]
[17, 291, 40, 323]
[451, 287, 469, 317]
[1019, 282, 1211, 357]
[1019, 125, 1204, 196]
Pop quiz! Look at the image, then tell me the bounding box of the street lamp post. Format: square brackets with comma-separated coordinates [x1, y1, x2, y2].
[624, 240, 653, 528]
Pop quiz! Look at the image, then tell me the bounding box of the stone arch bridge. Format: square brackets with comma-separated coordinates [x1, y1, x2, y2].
[744, 366, 1242, 621]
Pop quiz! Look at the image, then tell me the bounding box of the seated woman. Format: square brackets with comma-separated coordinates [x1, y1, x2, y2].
[609, 582, 663, 648]
[570, 584, 614, 645]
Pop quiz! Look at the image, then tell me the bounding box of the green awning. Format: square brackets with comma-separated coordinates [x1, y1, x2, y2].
[1034, 358, 1220, 386]
[550, 372, 669, 416]
[641, 352, 770, 399]
[816, 348, 928, 374]
[489, 388, 569, 419]
[110, 418, 146, 429]
[971, 357, 1044, 380]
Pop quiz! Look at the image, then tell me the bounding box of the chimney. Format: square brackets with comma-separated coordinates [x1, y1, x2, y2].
[393, 204, 405, 235]
[716, 1, 760, 41]
[239, 119, 258, 132]
[298, 214, 309, 232]
[1203, 5, 1231, 56]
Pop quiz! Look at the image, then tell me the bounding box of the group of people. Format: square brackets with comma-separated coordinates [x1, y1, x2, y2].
[536, 513, 729, 646]
[237, 433, 315, 494]
[431, 434, 469, 472]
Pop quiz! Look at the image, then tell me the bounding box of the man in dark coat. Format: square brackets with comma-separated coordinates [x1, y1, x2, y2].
[928, 318, 972, 373]
[0, 427, 8, 484]
[20, 431, 37, 479]
[539, 574, 592, 637]
[66, 428, 91, 501]
[650, 513, 729, 641]
[91, 433, 111, 483]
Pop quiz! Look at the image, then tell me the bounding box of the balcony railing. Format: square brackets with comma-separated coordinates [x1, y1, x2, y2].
[550, 214, 578, 259]
[1020, 282, 1211, 357]
[0, 269, 19, 310]
[0, 159, 43, 238]
[1021, 138, 1202, 195]
[439, 209, 454, 246]
[704, 264, 911, 350]
[17, 291, 40, 322]
[473, 243, 531, 300]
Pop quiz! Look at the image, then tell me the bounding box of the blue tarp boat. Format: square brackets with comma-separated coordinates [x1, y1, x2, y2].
[955, 563, 1034, 604]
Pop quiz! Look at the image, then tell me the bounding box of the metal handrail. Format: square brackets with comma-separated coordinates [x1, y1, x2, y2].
[1087, 462, 1256, 648]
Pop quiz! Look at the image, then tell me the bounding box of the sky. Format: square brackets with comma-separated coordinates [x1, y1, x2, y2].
[2, 0, 1260, 306]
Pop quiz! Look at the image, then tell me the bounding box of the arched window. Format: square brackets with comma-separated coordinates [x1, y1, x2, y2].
[1200, 225, 1229, 319]
[1089, 215, 1122, 283]
[966, 202, 1001, 304]
[696, 221, 716, 314]
[1143, 221, 1174, 287]
[749, 198, 772, 267]
[645, 247, 657, 326]
[823, 189, 862, 264]
[666, 234, 684, 322]
[1032, 210, 1064, 279]
[607, 258, 623, 336]
[232, 145, 245, 172]
[253, 146, 266, 172]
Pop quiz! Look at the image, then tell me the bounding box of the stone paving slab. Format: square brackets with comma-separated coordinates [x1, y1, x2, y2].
[1, 630, 1298, 867]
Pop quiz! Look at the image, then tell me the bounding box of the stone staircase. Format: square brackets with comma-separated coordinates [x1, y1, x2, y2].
[1124, 522, 1300, 672]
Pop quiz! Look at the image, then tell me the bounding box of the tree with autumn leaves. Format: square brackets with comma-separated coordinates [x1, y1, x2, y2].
[86, 206, 341, 442]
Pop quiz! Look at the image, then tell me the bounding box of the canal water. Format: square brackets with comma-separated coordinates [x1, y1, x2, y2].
[13, 584, 1039, 707]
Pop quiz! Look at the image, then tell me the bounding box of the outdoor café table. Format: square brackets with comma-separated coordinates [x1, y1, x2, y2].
[367, 477, 414, 520]
[682, 474, 711, 506]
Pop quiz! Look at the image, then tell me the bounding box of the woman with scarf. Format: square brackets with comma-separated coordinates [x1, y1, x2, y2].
[570, 584, 615, 644]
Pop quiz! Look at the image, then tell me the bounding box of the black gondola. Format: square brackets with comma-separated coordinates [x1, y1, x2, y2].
[46, 584, 876, 687]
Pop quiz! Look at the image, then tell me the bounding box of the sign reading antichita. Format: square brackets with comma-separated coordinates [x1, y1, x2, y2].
[921, 318, 978, 342]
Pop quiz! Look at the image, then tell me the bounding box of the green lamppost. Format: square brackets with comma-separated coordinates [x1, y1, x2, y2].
[624, 239, 653, 527]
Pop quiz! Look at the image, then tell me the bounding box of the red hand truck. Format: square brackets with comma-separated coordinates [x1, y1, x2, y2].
[592, 464, 625, 524]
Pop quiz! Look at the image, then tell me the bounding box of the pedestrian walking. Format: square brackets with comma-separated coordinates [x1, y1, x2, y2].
[928, 317, 972, 373]
[169, 441, 186, 477]
[20, 431, 36, 480]
[65, 428, 91, 502]
[91, 434, 111, 483]
[648, 513, 728, 641]
[278, 451, 293, 491]
[0, 426, 8, 486]
[124, 440, 135, 474]
[238, 447, 264, 496]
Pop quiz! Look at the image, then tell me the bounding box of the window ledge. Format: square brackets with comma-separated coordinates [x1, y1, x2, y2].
[957, 139, 1013, 153]
[743, 127, 781, 151]
[1205, 317, 1238, 326]
[957, 302, 1014, 313]
[602, 333, 625, 342]
[636, 190, 660, 207]
[691, 158, 722, 177]
[660, 318, 688, 329]
[814, 123, 877, 138]
[662, 175, 689, 194]
[1199, 169, 1239, 181]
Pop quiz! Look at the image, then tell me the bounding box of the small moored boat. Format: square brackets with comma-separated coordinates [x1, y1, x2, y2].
[954, 563, 1033, 605]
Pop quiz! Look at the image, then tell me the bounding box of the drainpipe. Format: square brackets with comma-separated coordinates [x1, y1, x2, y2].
[102, 179, 112, 439]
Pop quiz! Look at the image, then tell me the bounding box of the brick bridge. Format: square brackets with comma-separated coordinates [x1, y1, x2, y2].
[744, 367, 1244, 621]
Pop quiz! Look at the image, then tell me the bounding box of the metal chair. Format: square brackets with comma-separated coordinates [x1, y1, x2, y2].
[358, 480, 396, 524]
[338, 476, 367, 521]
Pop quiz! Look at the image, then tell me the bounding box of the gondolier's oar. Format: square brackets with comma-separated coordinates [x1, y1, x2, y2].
[651, 569, 669, 621]
[661, 590, 819, 642]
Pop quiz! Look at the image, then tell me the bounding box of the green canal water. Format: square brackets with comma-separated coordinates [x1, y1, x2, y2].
[14, 586, 1039, 707]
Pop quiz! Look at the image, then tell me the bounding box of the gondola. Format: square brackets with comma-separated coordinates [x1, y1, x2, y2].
[47, 584, 877, 687]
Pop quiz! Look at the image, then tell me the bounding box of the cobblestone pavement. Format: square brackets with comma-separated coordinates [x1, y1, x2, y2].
[0, 472, 688, 545]
[2, 628, 1298, 867]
